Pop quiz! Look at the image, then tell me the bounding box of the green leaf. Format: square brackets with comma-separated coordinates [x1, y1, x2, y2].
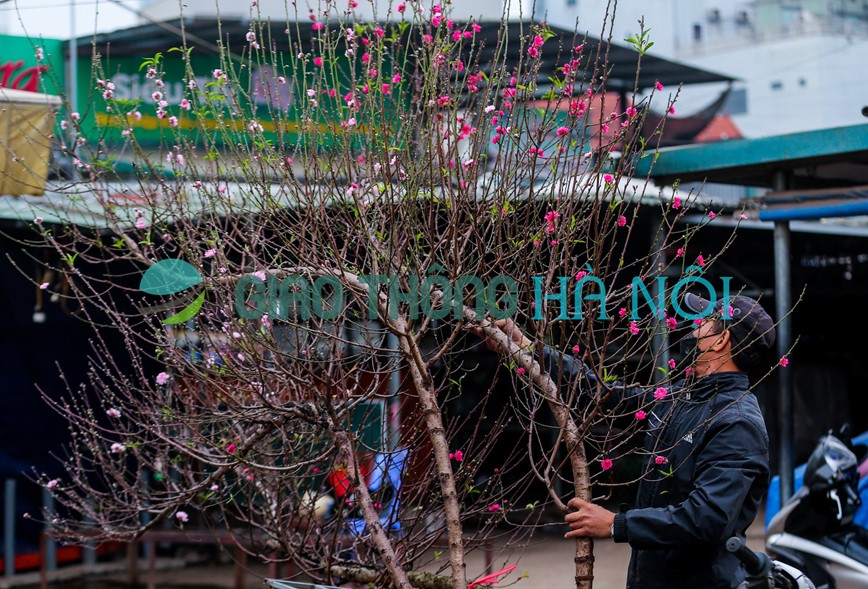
[162, 290, 206, 324]
[138, 53, 163, 71]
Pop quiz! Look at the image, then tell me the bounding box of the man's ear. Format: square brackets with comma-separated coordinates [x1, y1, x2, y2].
[712, 329, 731, 352]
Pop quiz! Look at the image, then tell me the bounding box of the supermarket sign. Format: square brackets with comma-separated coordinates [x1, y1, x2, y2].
[0, 35, 64, 95]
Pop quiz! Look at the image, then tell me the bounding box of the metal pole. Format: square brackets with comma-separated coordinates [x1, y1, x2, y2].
[650, 212, 669, 382]
[41, 488, 57, 572]
[773, 170, 795, 505]
[4, 479, 15, 577]
[69, 0, 78, 115]
[141, 469, 154, 562]
[83, 534, 97, 567]
[386, 332, 401, 451]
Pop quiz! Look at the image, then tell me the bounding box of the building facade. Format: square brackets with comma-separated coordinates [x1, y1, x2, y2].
[538, 0, 868, 137]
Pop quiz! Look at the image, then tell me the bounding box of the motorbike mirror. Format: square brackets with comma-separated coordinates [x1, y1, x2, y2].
[839, 423, 853, 441]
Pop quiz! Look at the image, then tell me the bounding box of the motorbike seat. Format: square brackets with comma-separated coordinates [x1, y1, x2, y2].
[818, 526, 868, 565]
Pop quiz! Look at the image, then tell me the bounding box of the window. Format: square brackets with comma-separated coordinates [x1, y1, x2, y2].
[722, 88, 748, 115]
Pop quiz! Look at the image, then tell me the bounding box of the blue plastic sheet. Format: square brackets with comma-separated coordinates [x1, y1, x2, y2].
[345, 448, 408, 536]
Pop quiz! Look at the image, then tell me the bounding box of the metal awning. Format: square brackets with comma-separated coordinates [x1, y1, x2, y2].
[683, 213, 868, 237]
[755, 185, 868, 222]
[69, 19, 734, 92]
[633, 123, 868, 190]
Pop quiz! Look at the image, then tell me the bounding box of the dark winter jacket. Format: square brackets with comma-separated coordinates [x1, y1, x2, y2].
[547, 350, 770, 589]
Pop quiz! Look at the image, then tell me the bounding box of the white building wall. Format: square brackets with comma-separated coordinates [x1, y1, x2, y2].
[0, 2, 141, 39]
[141, 0, 512, 24]
[538, 0, 868, 138]
[688, 34, 868, 136]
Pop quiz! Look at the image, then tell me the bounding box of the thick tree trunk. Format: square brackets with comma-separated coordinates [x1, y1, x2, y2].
[314, 269, 468, 589]
[333, 430, 414, 589]
[326, 563, 453, 589]
[393, 317, 468, 589]
[468, 312, 595, 589]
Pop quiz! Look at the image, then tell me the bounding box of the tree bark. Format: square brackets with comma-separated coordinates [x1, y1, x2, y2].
[467, 312, 595, 589]
[333, 430, 414, 589]
[326, 562, 452, 589]
[393, 316, 468, 589]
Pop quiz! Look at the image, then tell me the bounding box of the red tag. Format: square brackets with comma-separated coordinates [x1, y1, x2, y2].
[467, 564, 517, 589]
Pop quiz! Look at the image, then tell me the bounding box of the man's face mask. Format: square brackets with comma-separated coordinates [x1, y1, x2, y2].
[677, 318, 727, 369]
[678, 334, 699, 367]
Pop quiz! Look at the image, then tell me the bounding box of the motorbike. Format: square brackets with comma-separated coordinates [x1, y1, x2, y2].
[766, 426, 868, 588]
[728, 536, 816, 588]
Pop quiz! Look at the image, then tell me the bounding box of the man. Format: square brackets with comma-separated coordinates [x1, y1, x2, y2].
[479, 292, 775, 589]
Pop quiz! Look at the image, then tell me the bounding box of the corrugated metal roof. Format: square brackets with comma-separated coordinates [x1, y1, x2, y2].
[0, 175, 707, 229]
[0, 181, 300, 230]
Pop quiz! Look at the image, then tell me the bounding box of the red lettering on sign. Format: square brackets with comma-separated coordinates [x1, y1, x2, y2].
[0, 60, 49, 92]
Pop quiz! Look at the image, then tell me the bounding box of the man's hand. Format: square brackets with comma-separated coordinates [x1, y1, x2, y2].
[468, 318, 533, 352]
[564, 497, 616, 539]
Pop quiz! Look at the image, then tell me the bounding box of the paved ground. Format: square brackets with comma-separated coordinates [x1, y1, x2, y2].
[72, 508, 766, 589]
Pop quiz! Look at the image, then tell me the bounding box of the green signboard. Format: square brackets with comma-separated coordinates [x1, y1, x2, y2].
[76, 49, 397, 150]
[0, 35, 64, 96]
